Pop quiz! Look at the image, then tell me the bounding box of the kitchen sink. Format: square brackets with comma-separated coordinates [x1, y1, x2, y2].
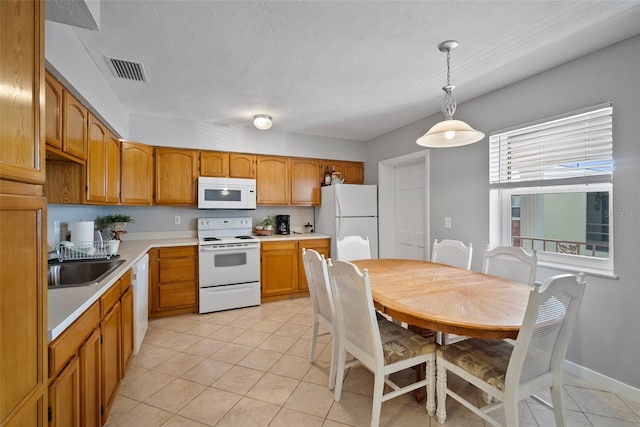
[48, 259, 126, 289]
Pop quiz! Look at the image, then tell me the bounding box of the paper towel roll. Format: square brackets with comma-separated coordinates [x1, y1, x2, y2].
[70, 221, 94, 244]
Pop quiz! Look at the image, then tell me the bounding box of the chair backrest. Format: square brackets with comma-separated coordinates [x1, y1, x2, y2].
[301, 248, 334, 325]
[505, 273, 586, 390]
[327, 259, 381, 368]
[336, 235, 371, 261]
[483, 245, 538, 285]
[431, 239, 473, 270]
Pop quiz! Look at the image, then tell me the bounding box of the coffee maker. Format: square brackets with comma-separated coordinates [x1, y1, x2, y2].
[275, 215, 290, 235]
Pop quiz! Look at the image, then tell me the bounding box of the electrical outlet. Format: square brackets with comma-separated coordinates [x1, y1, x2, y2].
[444, 217, 452, 229]
[174, 216, 181, 225]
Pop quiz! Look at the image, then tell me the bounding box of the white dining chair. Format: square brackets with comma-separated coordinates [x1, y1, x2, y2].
[431, 239, 473, 270]
[301, 248, 337, 390]
[336, 235, 371, 261]
[327, 259, 436, 427]
[483, 245, 538, 285]
[436, 273, 586, 426]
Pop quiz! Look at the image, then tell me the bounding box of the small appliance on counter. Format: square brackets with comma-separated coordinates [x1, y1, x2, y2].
[275, 215, 290, 235]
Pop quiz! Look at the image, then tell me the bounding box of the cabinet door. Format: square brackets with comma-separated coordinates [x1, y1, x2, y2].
[229, 153, 256, 178]
[100, 302, 121, 425]
[155, 148, 198, 205]
[48, 356, 80, 427]
[120, 141, 153, 205]
[63, 91, 88, 161]
[120, 286, 134, 377]
[45, 72, 63, 149]
[0, 0, 45, 185]
[79, 328, 101, 427]
[291, 158, 321, 206]
[344, 161, 364, 184]
[260, 242, 298, 296]
[200, 151, 229, 177]
[256, 156, 289, 205]
[0, 193, 47, 424]
[297, 239, 330, 291]
[86, 113, 107, 203]
[321, 160, 346, 183]
[105, 131, 121, 204]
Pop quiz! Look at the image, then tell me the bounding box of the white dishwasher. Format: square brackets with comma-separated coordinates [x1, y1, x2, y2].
[132, 253, 149, 354]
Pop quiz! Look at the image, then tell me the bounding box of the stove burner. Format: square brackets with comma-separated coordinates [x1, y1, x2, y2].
[235, 235, 253, 240]
[203, 237, 221, 242]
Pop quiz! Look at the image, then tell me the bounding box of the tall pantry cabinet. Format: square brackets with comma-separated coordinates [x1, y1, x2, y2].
[0, 1, 48, 426]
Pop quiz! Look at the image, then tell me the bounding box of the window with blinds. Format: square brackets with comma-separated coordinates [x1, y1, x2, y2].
[490, 103, 613, 187]
[489, 102, 615, 276]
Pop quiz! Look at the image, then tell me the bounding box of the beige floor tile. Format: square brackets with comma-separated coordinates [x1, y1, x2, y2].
[237, 348, 283, 371]
[624, 397, 640, 419]
[326, 390, 374, 427]
[273, 322, 309, 339]
[161, 414, 209, 426]
[284, 381, 336, 418]
[232, 329, 271, 347]
[118, 369, 175, 401]
[212, 365, 265, 395]
[144, 378, 207, 413]
[184, 321, 223, 337]
[207, 325, 247, 342]
[269, 354, 312, 380]
[566, 385, 640, 422]
[378, 400, 432, 426]
[105, 394, 138, 424]
[585, 413, 640, 426]
[119, 363, 149, 386]
[527, 403, 592, 426]
[251, 318, 286, 333]
[302, 360, 333, 387]
[154, 333, 202, 352]
[152, 352, 205, 377]
[209, 342, 254, 364]
[202, 310, 243, 326]
[151, 317, 201, 333]
[177, 387, 241, 426]
[288, 312, 314, 326]
[107, 402, 173, 427]
[288, 338, 320, 359]
[322, 420, 353, 427]
[215, 396, 280, 427]
[229, 315, 261, 329]
[258, 334, 297, 353]
[340, 365, 374, 397]
[142, 327, 180, 345]
[246, 373, 300, 406]
[181, 358, 234, 386]
[266, 310, 298, 322]
[270, 407, 325, 427]
[182, 337, 227, 358]
[131, 344, 179, 369]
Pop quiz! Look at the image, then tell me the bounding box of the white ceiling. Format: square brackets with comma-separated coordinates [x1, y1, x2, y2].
[65, 1, 640, 142]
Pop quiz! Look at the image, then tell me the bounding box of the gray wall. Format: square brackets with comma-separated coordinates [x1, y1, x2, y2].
[365, 35, 640, 390]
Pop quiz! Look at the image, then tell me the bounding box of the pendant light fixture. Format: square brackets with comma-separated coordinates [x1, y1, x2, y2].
[253, 114, 273, 130]
[416, 40, 484, 148]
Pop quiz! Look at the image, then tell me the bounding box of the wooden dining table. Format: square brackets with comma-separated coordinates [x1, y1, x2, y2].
[351, 258, 532, 340]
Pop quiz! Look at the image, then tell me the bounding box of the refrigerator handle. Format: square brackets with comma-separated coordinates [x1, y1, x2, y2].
[336, 187, 343, 238]
[337, 216, 342, 239]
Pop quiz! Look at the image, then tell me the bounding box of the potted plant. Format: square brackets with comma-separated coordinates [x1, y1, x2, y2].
[261, 216, 275, 230]
[101, 214, 134, 239]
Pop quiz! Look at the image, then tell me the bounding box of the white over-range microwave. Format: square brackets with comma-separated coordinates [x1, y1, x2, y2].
[197, 177, 257, 209]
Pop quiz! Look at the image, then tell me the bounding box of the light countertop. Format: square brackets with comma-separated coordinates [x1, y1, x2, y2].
[47, 233, 330, 342]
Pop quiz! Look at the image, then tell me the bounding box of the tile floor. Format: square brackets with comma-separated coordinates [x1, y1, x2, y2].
[106, 297, 640, 427]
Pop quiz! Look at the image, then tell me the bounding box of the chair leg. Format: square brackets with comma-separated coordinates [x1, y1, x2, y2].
[426, 357, 436, 416]
[309, 320, 319, 363]
[333, 349, 346, 402]
[436, 361, 447, 424]
[503, 394, 519, 427]
[328, 339, 338, 391]
[483, 391, 493, 404]
[550, 383, 566, 426]
[371, 372, 385, 427]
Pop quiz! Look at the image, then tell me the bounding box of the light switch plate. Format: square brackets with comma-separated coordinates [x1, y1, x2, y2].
[444, 217, 452, 229]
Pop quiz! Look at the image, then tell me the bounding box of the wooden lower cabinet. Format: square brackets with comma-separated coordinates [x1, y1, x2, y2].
[149, 246, 198, 318]
[260, 238, 330, 302]
[47, 270, 132, 426]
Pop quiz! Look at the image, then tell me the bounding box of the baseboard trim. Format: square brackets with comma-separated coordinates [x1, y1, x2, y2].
[564, 360, 640, 402]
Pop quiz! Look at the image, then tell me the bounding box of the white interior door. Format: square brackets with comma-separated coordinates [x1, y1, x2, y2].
[378, 151, 429, 259]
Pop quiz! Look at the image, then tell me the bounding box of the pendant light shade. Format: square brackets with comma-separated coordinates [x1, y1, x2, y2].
[416, 40, 484, 148]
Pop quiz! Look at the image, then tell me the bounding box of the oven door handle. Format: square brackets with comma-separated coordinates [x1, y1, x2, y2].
[199, 244, 260, 252]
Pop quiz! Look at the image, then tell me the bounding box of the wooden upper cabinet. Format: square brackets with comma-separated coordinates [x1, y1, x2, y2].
[256, 156, 289, 205]
[86, 114, 107, 203]
[344, 161, 364, 184]
[154, 147, 198, 205]
[200, 151, 229, 177]
[120, 141, 153, 205]
[0, 0, 45, 185]
[321, 160, 346, 179]
[290, 158, 321, 206]
[229, 153, 256, 178]
[63, 91, 88, 161]
[45, 71, 63, 150]
[105, 131, 121, 204]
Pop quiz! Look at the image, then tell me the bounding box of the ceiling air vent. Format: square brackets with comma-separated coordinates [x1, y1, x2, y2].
[105, 56, 148, 82]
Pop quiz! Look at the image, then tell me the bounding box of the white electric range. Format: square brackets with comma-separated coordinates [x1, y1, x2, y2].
[197, 217, 260, 313]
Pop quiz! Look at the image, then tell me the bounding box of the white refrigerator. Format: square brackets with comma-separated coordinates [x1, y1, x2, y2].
[315, 184, 378, 258]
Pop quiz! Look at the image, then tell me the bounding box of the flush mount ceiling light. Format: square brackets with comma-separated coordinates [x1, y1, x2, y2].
[416, 40, 484, 148]
[253, 114, 273, 130]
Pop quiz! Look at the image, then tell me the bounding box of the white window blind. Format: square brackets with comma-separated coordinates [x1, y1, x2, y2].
[490, 103, 613, 187]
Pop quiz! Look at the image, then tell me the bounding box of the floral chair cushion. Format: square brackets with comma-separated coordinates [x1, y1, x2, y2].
[378, 319, 437, 365]
[438, 339, 513, 391]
